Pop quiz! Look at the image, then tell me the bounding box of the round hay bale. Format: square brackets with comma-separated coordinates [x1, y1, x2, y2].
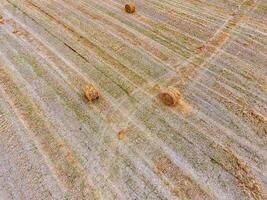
[160, 87, 181, 106]
[125, 3, 135, 13]
[117, 130, 125, 140]
[83, 84, 100, 102]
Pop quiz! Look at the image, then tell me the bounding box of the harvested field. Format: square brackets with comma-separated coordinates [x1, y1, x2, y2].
[0, 0, 266, 199]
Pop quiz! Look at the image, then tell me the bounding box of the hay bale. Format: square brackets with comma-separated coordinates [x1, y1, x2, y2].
[83, 84, 99, 102]
[125, 3, 135, 13]
[160, 87, 181, 106]
[12, 29, 18, 34]
[0, 16, 4, 25]
[117, 130, 126, 140]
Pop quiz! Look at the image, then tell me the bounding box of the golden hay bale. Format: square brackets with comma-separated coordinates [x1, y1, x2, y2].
[125, 3, 135, 13]
[0, 16, 4, 25]
[12, 29, 18, 34]
[117, 130, 126, 140]
[83, 84, 100, 102]
[160, 87, 181, 106]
